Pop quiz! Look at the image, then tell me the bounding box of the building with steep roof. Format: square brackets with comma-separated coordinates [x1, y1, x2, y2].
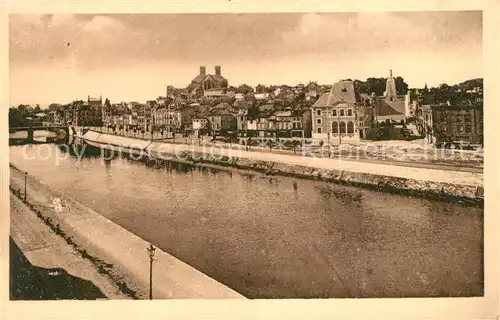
[311, 80, 373, 143]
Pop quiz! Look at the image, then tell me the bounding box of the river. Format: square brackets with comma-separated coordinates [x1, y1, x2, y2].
[9, 140, 483, 298]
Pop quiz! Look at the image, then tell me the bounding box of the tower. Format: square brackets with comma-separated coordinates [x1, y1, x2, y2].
[385, 69, 397, 101]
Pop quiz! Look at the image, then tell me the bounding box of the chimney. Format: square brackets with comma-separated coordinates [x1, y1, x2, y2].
[200, 66, 206, 76]
[215, 65, 221, 76]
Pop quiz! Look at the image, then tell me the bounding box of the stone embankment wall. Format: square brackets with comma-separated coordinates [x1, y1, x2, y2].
[77, 129, 484, 204]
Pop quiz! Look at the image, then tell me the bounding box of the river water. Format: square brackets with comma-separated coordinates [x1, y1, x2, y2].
[9, 140, 483, 298]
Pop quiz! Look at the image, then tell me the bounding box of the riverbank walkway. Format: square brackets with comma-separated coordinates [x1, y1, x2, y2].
[81, 130, 483, 188]
[83, 127, 483, 173]
[10, 193, 129, 299]
[9, 167, 246, 299]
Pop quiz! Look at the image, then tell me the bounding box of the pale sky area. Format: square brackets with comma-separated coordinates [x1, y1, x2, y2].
[9, 12, 482, 107]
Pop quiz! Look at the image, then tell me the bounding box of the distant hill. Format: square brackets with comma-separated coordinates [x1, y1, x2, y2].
[456, 78, 483, 90]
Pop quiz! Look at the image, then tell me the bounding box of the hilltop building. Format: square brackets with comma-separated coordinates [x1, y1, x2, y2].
[186, 65, 229, 98]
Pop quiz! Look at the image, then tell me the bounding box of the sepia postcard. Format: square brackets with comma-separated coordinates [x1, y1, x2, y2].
[1, 1, 499, 320]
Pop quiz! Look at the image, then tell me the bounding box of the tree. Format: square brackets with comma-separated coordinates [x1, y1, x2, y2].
[48, 103, 62, 111]
[395, 77, 409, 95]
[236, 84, 254, 94]
[295, 92, 306, 103]
[247, 104, 259, 120]
[255, 84, 267, 94]
[9, 108, 23, 127]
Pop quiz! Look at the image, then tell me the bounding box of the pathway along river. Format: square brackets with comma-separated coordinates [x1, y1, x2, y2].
[9, 139, 483, 298]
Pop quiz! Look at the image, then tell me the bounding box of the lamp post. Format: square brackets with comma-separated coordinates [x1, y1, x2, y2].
[146, 244, 156, 300]
[24, 171, 28, 202]
[327, 132, 331, 157]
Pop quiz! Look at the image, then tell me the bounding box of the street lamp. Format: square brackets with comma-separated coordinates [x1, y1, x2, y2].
[327, 132, 331, 157]
[24, 171, 28, 202]
[146, 244, 156, 300]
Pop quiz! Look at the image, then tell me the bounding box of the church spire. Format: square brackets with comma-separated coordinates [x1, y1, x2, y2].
[385, 69, 397, 100]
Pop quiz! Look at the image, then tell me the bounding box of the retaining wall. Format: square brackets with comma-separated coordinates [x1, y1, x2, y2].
[79, 130, 484, 203]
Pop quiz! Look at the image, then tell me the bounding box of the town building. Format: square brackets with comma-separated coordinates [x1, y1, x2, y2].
[192, 118, 209, 137]
[236, 109, 248, 134]
[244, 104, 275, 138]
[206, 102, 237, 136]
[270, 108, 310, 138]
[152, 107, 181, 133]
[311, 80, 373, 143]
[72, 96, 103, 126]
[421, 98, 483, 146]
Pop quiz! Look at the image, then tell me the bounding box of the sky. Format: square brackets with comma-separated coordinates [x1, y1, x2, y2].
[9, 12, 482, 107]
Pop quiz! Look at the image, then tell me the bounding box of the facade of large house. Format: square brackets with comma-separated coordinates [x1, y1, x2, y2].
[421, 98, 483, 146]
[152, 107, 181, 132]
[311, 80, 373, 142]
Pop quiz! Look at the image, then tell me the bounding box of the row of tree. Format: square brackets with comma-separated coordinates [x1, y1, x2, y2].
[231, 77, 410, 96]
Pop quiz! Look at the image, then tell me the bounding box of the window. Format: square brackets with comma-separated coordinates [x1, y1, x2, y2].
[340, 109, 345, 116]
[465, 124, 472, 133]
[332, 121, 338, 133]
[332, 109, 337, 116]
[317, 118, 322, 124]
[316, 109, 321, 116]
[347, 122, 354, 133]
[347, 109, 353, 116]
[317, 127, 322, 134]
[339, 122, 346, 134]
[457, 125, 464, 133]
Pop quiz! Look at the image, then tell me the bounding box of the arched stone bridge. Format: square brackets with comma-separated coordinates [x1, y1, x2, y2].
[9, 123, 69, 143]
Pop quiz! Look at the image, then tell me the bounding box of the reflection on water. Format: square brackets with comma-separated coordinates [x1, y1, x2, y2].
[9, 142, 483, 298]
